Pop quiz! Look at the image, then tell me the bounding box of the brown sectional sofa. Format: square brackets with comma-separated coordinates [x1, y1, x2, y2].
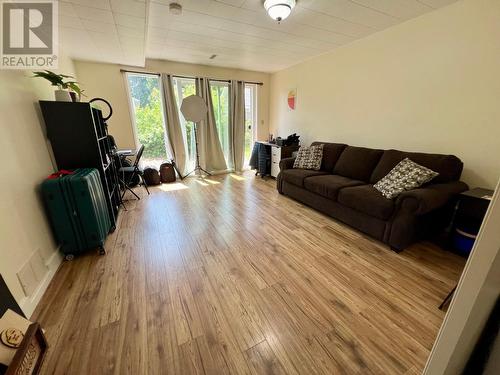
[277, 142, 468, 251]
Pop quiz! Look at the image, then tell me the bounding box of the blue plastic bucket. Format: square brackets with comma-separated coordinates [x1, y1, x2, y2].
[453, 228, 476, 256]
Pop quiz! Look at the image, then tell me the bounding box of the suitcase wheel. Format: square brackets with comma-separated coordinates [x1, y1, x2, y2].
[65, 254, 75, 261]
[98, 246, 106, 256]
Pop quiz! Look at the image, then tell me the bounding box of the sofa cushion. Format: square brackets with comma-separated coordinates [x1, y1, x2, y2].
[333, 146, 384, 182]
[280, 169, 329, 187]
[370, 149, 463, 184]
[338, 185, 395, 220]
[374, 158, 439, 199]
[304, 175, 364, 200]
[311, 142, 347, 172]
[293, 144, 324, 170]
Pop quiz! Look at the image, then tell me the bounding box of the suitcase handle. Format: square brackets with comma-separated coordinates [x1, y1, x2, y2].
[47, 170, 75, 179]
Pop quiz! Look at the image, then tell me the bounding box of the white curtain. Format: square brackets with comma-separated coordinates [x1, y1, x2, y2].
[160, 74, 188, 177]
[230, 80, 246, 172]
[196, 78, 227, 172]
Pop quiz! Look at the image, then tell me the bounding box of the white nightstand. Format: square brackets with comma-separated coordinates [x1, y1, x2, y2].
[270, 146, 281, 178]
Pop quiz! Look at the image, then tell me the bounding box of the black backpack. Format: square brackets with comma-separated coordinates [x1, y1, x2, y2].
[143, 167, 161, 186]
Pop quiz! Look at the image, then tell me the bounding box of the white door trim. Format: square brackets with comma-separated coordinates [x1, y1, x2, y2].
[424, 179, 500, 374]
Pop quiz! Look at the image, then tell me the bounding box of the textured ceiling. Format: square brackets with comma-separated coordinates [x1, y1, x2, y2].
[59, 0, 147, 67]
[59, 0, 458, 72]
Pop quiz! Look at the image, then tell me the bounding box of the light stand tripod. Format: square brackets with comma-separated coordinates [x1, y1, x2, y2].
[183, 122, 211, 178]
[180, 94, 212, 179]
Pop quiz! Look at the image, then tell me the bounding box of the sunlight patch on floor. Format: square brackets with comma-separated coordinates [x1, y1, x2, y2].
[195, 179, 210, 186]
[202, 178, 220, 185]
[229, 174, 246, 181]
[193, 178, 222, 186]
[158, 182, 189, 192]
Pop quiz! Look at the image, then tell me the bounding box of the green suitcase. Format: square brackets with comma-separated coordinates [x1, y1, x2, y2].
[42, 168, 111, 260]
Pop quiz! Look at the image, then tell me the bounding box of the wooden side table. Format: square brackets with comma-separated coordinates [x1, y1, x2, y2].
[454, 188, 493, 229]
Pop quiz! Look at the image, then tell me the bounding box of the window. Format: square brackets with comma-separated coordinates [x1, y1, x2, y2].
[125, 73, 167, 169]
[210, 81, 230, 167]
[172, 77, 196, 170]
[244, 84, 257, 167]
[172, 78, 230, 171]
[126, 74, 258, 172]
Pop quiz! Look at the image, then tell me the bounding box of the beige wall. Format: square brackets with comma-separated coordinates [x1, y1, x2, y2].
[0, 55, 77, 316]
[74, 59, 271, 150]
[269, 0, 500, 188]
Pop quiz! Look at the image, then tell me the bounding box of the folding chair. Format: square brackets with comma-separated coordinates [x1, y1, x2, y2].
[119, 145, 150, 200]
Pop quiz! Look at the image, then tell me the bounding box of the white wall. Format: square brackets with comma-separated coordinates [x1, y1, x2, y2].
[74, 59, 271, 150]
[0, 55, 77, 317]
[269, 0, 500, 188]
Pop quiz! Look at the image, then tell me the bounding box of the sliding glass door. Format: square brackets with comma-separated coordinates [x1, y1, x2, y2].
[172, 77, 196, 171]
[172, 78, 230, 171]
[210, 81, 230, 167]
[244, 84, 257, 167]
[126, 74, 258, 172]
[126, 73, 168, 168]
[208, 81, 256, 169]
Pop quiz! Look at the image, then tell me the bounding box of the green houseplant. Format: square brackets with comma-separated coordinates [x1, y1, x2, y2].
[33, 70, 85, 102]
[65, 81, 85, 102]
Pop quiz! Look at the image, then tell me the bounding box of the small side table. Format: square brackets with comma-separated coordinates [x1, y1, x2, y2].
[454, 188, 493, 228]
[439, 187, 493, 310]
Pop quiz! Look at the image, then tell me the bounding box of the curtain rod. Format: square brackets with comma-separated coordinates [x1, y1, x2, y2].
[120, 69, 264, 86]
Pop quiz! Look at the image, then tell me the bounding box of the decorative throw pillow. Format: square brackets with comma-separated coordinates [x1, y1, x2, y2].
[374, 158, 439, 199]
[293, 144, 324, 170]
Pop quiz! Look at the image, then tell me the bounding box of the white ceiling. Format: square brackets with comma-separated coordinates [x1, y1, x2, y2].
[59, 0, 147, 67]
[59, 0, 459, 72]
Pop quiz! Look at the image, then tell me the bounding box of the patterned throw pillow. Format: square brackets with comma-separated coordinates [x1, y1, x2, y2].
[293, 144, 324, 170]
[374, 158, 439, 199]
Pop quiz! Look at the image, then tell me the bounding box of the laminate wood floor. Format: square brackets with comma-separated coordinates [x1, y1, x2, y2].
[33, 172, 465, 375]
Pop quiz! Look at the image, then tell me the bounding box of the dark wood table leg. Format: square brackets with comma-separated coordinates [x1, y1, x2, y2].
[439, 285, 457, 310]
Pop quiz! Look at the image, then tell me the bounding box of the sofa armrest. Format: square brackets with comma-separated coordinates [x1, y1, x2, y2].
[279, 157, 296, 171]
[277, 157, 295, 194]
[395, 181, 469, 215]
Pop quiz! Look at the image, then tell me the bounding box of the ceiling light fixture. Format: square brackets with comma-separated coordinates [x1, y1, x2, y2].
[169, 2, 182, 15]
[264, 0, 296, 23]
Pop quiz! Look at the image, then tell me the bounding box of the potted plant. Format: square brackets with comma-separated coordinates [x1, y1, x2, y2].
[33, 70, 85, 102]
[65, 81, 85, 102]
